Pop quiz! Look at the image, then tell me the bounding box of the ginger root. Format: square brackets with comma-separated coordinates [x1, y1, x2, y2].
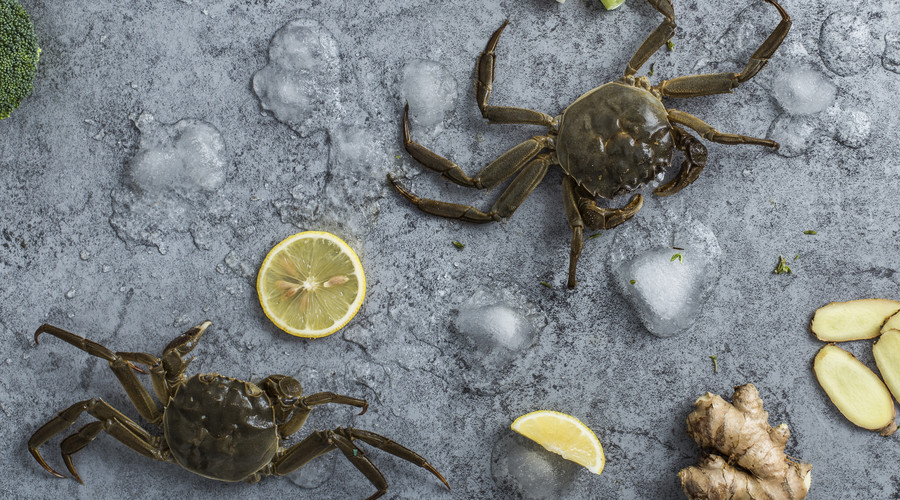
[679, 384, 812, 500]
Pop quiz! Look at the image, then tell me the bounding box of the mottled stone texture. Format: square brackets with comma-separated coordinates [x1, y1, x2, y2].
[2, 0, 899, 498]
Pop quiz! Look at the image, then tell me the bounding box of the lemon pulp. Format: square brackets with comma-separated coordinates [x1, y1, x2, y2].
[257, 231, 365, 338]
[511, 410, 605, 475]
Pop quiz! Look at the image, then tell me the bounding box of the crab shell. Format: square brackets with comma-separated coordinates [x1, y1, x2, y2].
[556, 81, 674, 199]
[164, 373, 278, 482]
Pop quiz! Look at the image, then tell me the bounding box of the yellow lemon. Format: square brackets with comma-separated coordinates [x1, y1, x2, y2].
[511, 410, 605, 475]
[257, 231, 365, 338]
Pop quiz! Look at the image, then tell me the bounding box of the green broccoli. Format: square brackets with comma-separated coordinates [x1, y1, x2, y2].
[0, 0, 40, 120]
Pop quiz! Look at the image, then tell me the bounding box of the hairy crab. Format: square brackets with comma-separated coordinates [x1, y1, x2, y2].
[390, 0, 790, 289]
[28, 321, 448, 499]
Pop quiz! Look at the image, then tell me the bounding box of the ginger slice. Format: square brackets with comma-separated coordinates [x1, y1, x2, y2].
[679, 384, 811, 500]
[813, 344, 897, 435]
[880, 311, 900, 335]
[810, 299, 900, 341]
[873, 329, 900, 405]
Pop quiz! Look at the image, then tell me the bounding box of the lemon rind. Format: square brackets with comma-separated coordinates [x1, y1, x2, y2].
[511, 410, 605, 475]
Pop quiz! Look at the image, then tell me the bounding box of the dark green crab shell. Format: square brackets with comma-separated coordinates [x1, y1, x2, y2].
[556, 82, 673, 200]
[164, 373, 278, 482]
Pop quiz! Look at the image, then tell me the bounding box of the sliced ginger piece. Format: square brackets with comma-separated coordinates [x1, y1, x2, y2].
[874, 329, 900, 404]
[813, 344, 897, 435]
[880, 311, 900, 335]
[810, 299, 900, 341]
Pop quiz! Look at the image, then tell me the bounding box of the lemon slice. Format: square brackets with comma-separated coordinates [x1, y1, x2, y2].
[511, 410, 605, 475]
[257, 231, 365, 338]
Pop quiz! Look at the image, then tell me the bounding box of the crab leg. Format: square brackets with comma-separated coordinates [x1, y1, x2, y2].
[34, 324, 162, 424]
[273, 428, 448, 500]
[278, 391, 370, 438]
[624, 0, 676, 77]
[562, 179, 643, 289]
[667, 109, 777, 148]
[654, 0, 790, 97]
[475, 20, 556, 126]
[562, 177, 585, 290]
[390, 153, 553, 223]
[29, 398, 164, 482]
[654, 125, 708, 197]
[402, 104, 550, 189]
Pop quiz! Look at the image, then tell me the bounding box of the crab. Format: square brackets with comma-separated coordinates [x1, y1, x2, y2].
[389, 0, 791, 289]
[28, 321, 449, 500]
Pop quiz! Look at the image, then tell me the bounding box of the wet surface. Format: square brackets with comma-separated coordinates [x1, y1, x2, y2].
[2, 0, 900, 498]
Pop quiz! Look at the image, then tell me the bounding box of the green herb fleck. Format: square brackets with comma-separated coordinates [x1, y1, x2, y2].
[629, 279, 636, 285]
[773, 255, 793, 275]
[666, 40, 675, 51]
[587, 232, 602, 240]
[452, 241, 465, 250]
[793, 254, 800, 261]
[352, 448, 358, 457]
[648, 63, 655, 76]
[394, 155, 401, 160]
[710, 355, 718, 373]
[540, 281, 552, 289]
[671, 253, 683, 263]
[804, 230, 817, 235]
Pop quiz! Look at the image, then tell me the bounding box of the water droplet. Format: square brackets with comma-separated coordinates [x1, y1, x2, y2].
[819, 13, 874, 76]
[65, 288, 76, 299]
[79, 250, 91, 261]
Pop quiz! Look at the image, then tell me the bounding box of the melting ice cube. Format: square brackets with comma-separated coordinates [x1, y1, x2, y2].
[491, 432, 578, 500]
[771, 67, 835, 116]
[400, 59, 458, 129]
[452, 287, 541, 366]
[252, 19, 340, 135]
[767, 112, 818, 158]
[128, 112, 227, 193]
[609, 215, 722, 337]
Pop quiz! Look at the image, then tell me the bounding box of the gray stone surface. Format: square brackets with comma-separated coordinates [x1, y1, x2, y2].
[2, 0, 900, 498]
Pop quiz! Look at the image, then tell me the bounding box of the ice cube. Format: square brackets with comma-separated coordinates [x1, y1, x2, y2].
[252, 19, 340, 136]
[491, 432, 578, 500]
[400, 59, 458, 129]
[823, 106, 871, 150]
[609, 214, 722, 337]
[819, 13, 875, 76]
[767, 112, 818, 158]
[452, 288, 539, 364]
[128, 113, 227, 193]
[771, 67, 835, 115]
[287, 452, 336, 489]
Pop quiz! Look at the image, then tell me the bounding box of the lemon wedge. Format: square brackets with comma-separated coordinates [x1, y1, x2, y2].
[511, 410, 605, 475]
[257, 231, 365, 338]
[601, 0, 625, 10]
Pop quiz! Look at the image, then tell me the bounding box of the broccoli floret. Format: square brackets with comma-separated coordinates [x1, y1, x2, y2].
[0, 0, 40, 120]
